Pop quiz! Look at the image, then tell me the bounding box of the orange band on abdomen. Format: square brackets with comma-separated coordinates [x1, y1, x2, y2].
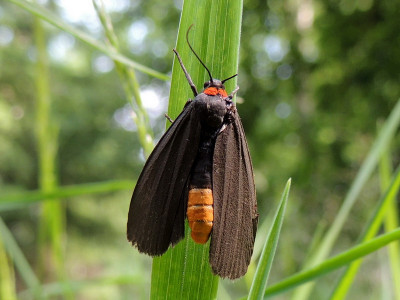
[187, 188, 214, 244]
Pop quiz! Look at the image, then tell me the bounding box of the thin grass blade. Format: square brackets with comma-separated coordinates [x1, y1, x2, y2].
[265, 228, 400, 297]
[292, 99, 400, 299]
[0, 180, 133, 211]
[330, 164, 400, 298]
[379, 148, 400, 300]
[0, 218, 42, 298]
[6, 0, 169, 80]
[92, 0, 154, 156]
[248, 179, 291, 300]
[0, 235, 17, 300]
[18, 274, 145, 299]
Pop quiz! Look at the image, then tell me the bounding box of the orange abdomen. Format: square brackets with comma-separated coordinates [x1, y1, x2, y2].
[187, 188, 214, 244]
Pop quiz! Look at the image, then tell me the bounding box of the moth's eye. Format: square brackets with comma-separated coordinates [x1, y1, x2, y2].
[204, 81, 210, 88]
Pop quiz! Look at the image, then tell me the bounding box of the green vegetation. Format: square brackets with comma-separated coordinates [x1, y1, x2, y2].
[1, 0, 399, 299]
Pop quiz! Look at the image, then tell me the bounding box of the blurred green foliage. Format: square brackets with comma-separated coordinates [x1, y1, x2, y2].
[0, 0, 399, 299]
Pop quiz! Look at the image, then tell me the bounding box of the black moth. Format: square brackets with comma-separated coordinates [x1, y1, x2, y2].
[127, 26, 258, 280]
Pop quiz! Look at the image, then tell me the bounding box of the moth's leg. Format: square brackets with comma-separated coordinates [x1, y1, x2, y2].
[227, 86, 240, 100]
[164, 114, 174, 123]
[165, 99, 193, 123]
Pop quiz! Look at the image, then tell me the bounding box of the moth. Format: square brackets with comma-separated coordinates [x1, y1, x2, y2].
[127, 26, 258, 279]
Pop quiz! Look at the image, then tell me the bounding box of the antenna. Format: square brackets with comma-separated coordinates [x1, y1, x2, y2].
[186, 25, 213, 83]
[221, 73, 238, 84]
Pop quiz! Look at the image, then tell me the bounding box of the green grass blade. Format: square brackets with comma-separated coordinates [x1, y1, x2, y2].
[33, 13, 68, 292]
[0, 235, 17, 300]
[384, 204, 400, 300]
[167, 0, 242, 119]
[330, 164, 400, 298]
[292, 99, 400, 299]
[0, 180, 133, 211]
[0, 218, 43, 298]
[248, 179, 291, 300]
[6, 0, 169, 81]
[265, 228, 400, 297]
[152, 238, 219, 300]
[150, 0, 243, 299]
[18, 274, 145, 299]
[379, 148, 400, 299]
[92, 0, 154, 156]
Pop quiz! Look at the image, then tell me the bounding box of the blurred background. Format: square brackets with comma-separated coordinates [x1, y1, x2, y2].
[1, 0, 399, 299]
